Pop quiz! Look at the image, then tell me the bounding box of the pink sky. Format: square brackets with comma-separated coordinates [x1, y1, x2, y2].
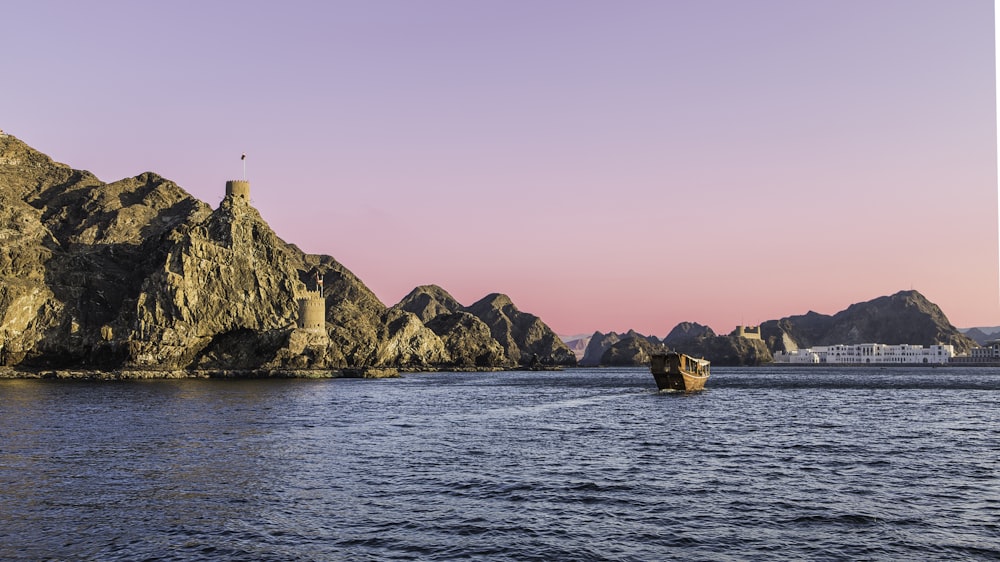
[4, 1, 997, 336]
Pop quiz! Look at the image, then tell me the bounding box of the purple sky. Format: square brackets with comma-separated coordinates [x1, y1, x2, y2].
[4, 1, 996, 336]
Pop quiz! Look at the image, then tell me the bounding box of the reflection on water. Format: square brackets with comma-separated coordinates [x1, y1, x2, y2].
[1, 368, 998, 560]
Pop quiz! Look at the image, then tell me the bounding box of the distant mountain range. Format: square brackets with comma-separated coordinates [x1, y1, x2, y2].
[578, 290, 976, 367]
[960, 327, 1000, 345]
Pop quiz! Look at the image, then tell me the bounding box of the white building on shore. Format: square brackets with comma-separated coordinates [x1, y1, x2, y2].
[774, 343, 954, 364]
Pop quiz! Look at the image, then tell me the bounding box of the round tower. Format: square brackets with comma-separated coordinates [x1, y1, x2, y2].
[297, 291, 326, 334]
[225, 180, 251, 200]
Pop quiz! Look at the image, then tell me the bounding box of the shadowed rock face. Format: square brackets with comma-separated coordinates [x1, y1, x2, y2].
[0, 134, 573, 371]
[0, 135, 214, 367]
[761, 290, 975, 354]
[597, 327, 771, 367]
[127, 194, 304, 368]
[600, 333, 664, 366]
[396, 285, 462, 323]
[391, 286, 577, 368]
[580, 331, 621, 366]
[964, 327, 1000, 345]
[425, 312, 505, 368]
[463, 293, 577, 367]
[663, 322, 715, 345]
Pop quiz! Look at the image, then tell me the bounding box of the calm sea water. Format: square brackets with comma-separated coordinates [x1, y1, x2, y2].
[1, 367, 998, 561]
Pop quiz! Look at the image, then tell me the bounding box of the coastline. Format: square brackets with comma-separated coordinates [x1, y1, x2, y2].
[0, 365, 541, 380]
[0, 367, 400, 380]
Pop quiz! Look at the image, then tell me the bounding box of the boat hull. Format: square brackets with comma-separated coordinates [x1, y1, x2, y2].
[650, 352, 710, 392]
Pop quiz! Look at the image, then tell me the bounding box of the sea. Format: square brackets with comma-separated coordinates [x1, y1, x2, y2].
[1, 366, 998, 561]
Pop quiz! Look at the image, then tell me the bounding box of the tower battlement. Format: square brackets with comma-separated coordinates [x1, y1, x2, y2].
[297, 290, 326, 334]
[225, 180, 250, 200]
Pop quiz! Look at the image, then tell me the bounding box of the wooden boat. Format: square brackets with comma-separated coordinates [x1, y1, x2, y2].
[649, 352, 710, 392]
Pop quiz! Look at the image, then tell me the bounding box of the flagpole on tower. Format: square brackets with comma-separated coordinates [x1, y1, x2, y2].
[241, 153, 246, 180]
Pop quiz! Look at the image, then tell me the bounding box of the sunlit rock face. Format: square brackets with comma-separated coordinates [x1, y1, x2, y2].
[760, 290, 975, 355]
[0, 134, 573, 371]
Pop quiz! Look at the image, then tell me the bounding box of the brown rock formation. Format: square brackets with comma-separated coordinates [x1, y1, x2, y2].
[760, 290, 975, 354]
[391, 285, 576, 368]
[0, 133, 570, 372]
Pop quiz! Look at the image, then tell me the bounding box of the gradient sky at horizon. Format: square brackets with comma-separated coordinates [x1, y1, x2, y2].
[3, 0, 996, 336]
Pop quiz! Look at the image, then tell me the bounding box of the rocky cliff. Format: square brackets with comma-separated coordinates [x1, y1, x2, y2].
[596, 327, 771, 367]
[963, 327, 1000, 345]
[663, 322, 715, 346]
[761, 290, 975, 354]
[599, 333, 664, 366]
[0, 134, 570, 373]
[393, 285, 576, 368]
[579, 331, 622, 366]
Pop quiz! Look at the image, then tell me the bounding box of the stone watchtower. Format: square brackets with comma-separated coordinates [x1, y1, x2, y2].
[225, 180, 251, 200]
[297, 272, 326, 335]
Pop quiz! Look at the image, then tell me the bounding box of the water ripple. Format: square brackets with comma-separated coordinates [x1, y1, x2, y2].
[1, 368, 999, 560]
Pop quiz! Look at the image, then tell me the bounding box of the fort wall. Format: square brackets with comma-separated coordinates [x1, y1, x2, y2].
[736, 325, 762, 340]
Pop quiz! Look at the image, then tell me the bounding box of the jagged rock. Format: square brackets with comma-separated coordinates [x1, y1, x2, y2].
[463, 293, 576, 367]
[191, 328, 295, 370]
[391, 286, 576, 368]
[964, 327, 1000, 346]
[580, 331, 621, 366]
[127, 194, 303, 368]
[601, 334, 665, 366]
[760, 310, 833, 352]
[668, 335, 772, 366]
[0, 133, 575, 372]
[425, 311, 506, 367]
[594, 325, 770, 367]
[0, 196, 56, 366]
[1, 134, 214, 367]
[374, 308, 450, 368]
[760, 290, 975, 354]
[395, 284, 462, 323]
[663, 322, 715, 345]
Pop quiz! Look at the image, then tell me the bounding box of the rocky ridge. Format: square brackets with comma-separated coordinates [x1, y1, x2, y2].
[759, 291, 975, 355]
[963, 327, 1000, 345]
[393, 285, 575, 368]
[582, 291, 974, 367]
[0, 134, 574, 374]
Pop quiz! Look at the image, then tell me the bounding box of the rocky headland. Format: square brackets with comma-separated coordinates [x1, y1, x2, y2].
[0, 134, 575, 377]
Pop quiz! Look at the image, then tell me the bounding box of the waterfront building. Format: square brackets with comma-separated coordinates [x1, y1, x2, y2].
[773, 349, 821, 363]
[774, 343, 954, 364]
[969, 341, 1000, 360]
[951, 341, 1000, 364]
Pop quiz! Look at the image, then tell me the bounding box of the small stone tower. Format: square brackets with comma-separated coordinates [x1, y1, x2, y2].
[297, 272, 326, 335]
[225, 180, 251, 200]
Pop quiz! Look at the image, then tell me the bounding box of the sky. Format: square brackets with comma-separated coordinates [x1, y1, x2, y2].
[3, 0, 997, 337]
